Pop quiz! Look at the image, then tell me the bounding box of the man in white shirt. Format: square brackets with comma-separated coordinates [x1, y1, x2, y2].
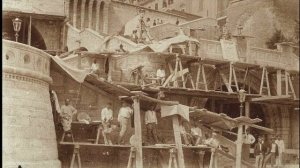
[275, 135, 285, 167]
[242, 128, 256, 161]
[101, 103, 113, 145]
[90, 59, 99, 76]
[191, 120, 203, 145]
[156, 65, 166, 85]
[117, 101, 133, 144]
[145, 108, 159, 144]
[270, 137, 279, 167]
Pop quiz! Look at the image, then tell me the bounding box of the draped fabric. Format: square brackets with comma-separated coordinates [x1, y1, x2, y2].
[161, 104, 190, 121]
[51, 90, 61, 114]
[52, 56, 89, 83]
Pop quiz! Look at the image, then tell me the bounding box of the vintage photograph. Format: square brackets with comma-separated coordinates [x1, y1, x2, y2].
[2, 0, 299, 168]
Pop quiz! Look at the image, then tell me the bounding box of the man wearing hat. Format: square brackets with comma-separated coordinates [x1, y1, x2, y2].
[117, 101, 133, 144]
[254, 136, 264, 168]
[60, 99, 77, 133]
[269, 137, 279, 167]
[275, 135, 285, 167]
[242, 128, 256, 161]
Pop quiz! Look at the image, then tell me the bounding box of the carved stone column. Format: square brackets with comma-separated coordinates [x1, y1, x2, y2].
[80, 0, 87, 30]
[88, 0, 94, 29]
[73, 0, 78, 27]
[95, 0, 101, 32]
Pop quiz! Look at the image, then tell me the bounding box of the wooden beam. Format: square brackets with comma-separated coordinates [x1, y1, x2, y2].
[235, 124, 243, 168]
[276, 70, 282, 96]
[133, 97, 143, 168]
[245, 101, 250, 130]
[172, 115, 185, 168]
[251, 95, 291, 102]
[131, 91, 179, 105]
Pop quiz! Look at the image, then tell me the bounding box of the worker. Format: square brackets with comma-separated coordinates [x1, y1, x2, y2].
[101, 102, 113, 145]
[180, 120, 193, 146]
[117, 101, 133, 144]
[145, 106, 160, 145]
[90, 59, 99, 77]
[275, 135, 285, 167]
[190, 119, 203, 146]
[156, 64, 166, 85]
[242, 128, 256, 161]
[254, 136, 264, 168]
[59, 99, 77, 134]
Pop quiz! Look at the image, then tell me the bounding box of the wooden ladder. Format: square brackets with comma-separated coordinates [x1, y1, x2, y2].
[259, 67, 271, 96]
[70, 144, 82, 168]
[284, 70, 296, 99]
[195, 63, 208, 91]
[127, 147, 136, 168]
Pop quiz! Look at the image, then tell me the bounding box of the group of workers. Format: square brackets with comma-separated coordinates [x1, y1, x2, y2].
[254, 134, 285, 168]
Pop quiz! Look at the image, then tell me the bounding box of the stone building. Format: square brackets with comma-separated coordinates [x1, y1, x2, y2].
[3, 0, 299, 167]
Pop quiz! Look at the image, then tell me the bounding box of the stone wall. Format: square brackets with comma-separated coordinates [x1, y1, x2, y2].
[3, 0, 65, 16]
[3, 40, 60, 168]
[226, 0, 299, 48]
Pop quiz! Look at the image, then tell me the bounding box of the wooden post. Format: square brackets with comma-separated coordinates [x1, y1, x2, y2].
[285, 70, 289, 95]
[276, 69, 282, 96]
[174, 55, 179, 87]
[27, 16, 32, 45]
[132, 96, 143, 168]
[235, 124, 243, 168]
[179, 59, 186, 88]
[172, 115, 185, 168]
[245, 102, 250, 130]
[259, 67, 266, 95]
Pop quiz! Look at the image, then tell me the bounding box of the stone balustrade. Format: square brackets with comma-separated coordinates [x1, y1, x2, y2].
[198, 39, 299, 72]
[3, 40, 52, 83]
[3, 40, 60, 168]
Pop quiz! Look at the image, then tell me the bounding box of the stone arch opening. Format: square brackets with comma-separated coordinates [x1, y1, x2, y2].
[2, 17, 46, 50]
[92, 0, 97, 30]
[76, 0, 82, 29]
[99, 1, 105, 32]
[84, 0, 89, 28]
[69, 0, 74, 24]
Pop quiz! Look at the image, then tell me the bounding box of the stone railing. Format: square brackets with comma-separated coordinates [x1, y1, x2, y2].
[2, 40, 52, 84]
[198, 39, 223, 60]
[197, 39, 299, 72]
[179, 17, 217, 29]
[249, 47, 299, 71]
[66, 23, 105, 52]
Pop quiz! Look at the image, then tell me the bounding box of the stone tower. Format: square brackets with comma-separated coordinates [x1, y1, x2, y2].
[3, 40, 61, 168]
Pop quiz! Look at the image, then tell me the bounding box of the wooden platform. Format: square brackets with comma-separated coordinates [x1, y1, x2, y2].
[59, 142, 133, 148]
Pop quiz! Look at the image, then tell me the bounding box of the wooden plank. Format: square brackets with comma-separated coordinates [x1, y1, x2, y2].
[276, 70, 282, 96]
[27, 16, 32, 45]
[245, 102, 250, 130]
[131, 91, 179, 105]
[251, 95, 291, 102]
[265, 68, 271, 96]
[218, 70, 233, 93]
[259, 67, 265, 95]
[172, 115, 185, 168]
[196, 63, 201, 89]
[235, 124, 243, 168]
[171, 68, 189, 82]
[288, 75, 297, 99]
[201, 65, 208, 91]
[285, 70, 289, 95]
[179, 59, 186, 88]
[59, 142, 133, 148]
[133, 97, 143, 168]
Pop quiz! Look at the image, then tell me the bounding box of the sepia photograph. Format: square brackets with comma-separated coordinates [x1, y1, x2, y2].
[2, 0, 299, 168]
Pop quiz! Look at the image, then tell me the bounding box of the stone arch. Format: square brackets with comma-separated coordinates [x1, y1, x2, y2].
[76, 0, 82, 29]
[83, 0, 89, 28]
[99, 1, 105, 32]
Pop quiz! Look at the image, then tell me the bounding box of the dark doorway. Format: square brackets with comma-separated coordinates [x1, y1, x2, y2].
[3, 17, 47, 50]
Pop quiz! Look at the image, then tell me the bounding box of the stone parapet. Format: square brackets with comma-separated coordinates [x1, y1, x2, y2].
[3, 40, 60, 168]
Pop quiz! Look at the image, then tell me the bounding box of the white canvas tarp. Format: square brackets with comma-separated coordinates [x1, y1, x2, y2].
[161, 104, 190, 121]
[52, 56, 89, 83]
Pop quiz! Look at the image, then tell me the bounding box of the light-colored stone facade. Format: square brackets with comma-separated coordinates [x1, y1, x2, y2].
[3, 40, 61, 168]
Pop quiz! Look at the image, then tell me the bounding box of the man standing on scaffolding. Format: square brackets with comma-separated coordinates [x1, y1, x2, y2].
[117, 101, 133, 144]
[101, 102, 113, 145]
[60, 99, 77, 135]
